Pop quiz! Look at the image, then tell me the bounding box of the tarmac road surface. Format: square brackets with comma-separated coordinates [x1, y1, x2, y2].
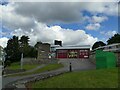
[58, 58, 96, 71]
[2, 59, 96, 89]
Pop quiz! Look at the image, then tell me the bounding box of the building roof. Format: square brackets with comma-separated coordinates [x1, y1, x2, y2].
[56, 45, 90, 50]
[93, 43, 120, 50]
[51, 45, 61, 47]
[101, 43, 120, 48]
[91, 43, 120, 53]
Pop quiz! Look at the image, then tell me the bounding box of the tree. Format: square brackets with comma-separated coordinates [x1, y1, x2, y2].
[107, 33, 120, 45]
[29, 46, 38, 58]
[5, 35, 38, 65]
[19, 35, 29, 46]
[92, 41, 106, 50]
[5, 36, 21, 63]
[19, 35, 38, 58]
[19, 35, 30, 57]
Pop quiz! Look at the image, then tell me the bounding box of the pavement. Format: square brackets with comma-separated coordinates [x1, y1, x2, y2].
[2, 59, 96, 89]
[2, 64, 47, 87]
[0, 66, 2, 90]
[4, 64, 46, 76]
[58, 59, 96, 71]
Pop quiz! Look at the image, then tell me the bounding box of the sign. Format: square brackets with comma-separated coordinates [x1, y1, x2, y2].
[68, 50, 78, 58]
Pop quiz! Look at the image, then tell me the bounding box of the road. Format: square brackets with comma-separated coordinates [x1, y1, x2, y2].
[2, 59, 96, 89]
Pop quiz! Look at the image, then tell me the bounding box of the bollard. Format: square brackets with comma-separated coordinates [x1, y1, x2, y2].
[69, 62, 72, 72]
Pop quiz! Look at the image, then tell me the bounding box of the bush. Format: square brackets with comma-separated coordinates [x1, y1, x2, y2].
[5, 60, 11, 67]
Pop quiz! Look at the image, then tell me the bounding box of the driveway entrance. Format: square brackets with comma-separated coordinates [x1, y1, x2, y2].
[58, 59, 96, 71]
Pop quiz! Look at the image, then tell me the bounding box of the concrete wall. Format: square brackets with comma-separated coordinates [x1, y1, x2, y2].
[22, 58, 51, 64]
[22, 58, 58, 64]
[114, 52, 120, 66]
[89, 53, 96, 64]
[22, 58, 38, 64]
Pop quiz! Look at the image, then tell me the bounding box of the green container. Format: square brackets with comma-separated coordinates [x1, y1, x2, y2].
[95, 50, 116, 69]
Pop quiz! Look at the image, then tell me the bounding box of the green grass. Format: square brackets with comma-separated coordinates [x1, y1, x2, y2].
[0, 61, 2, 65]
[8, 63, 64, 77]
[32, 67, 118, 88]
[7, 62, 40, 71]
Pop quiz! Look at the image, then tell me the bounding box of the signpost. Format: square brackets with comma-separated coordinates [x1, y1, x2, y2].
[21, 53, 23, 70]
[1, 49, 6, 75]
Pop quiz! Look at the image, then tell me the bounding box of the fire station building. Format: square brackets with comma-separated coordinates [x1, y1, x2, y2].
[55, 45, 90, 59]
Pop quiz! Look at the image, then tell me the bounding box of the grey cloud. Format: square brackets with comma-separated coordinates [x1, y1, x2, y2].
[1, 2, 118, 31]
[14, 2, 84, 24]
[1, 1, 118, 47]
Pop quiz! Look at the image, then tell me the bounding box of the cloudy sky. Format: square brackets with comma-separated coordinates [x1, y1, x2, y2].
[0, 0, 119, 48]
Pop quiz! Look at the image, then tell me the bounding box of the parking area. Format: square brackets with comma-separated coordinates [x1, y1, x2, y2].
[58, 59, 96, 71]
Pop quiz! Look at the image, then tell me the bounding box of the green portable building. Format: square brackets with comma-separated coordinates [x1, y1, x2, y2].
[95, 50, 117, 69]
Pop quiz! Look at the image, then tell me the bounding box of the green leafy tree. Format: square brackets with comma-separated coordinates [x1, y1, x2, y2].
[107, 33, 120, 45]
[5, 35, 38, 65]
[5, 36, 21, 63]
[29, 46, 38, 58]
[19, 35, 37, 58]
[19, 35, 29, 45]
[92, 41, 106, 50]
[19, 35, 30, 57]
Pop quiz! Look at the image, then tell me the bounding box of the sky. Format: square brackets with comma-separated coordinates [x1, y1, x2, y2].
[0, 0, 119, 48]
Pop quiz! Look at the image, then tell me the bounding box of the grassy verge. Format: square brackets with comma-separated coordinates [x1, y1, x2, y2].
[31, 67, 118, 88]
[7, 62, 40, 71]
[8, 63, 64, 77]
[0, 61, 2, 65]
